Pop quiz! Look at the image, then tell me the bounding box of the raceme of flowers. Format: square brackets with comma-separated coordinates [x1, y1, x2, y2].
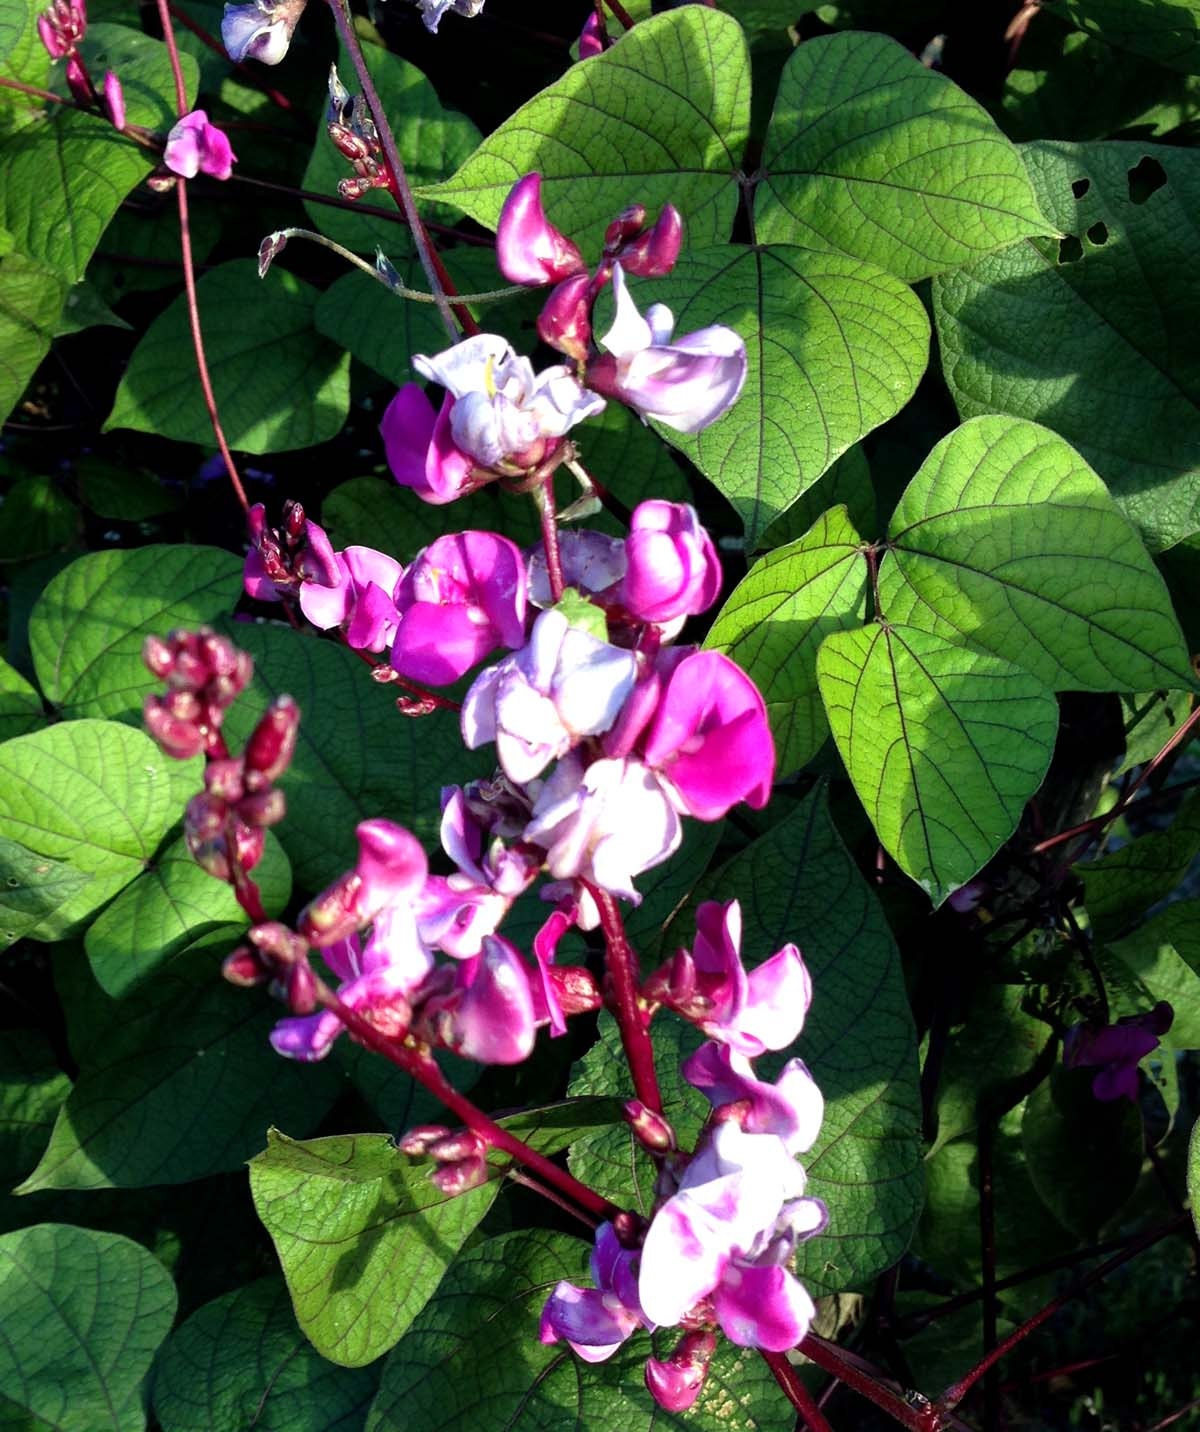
[140, 171, 819, 1410]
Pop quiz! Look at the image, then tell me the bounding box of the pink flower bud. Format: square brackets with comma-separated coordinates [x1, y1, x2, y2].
[297, 873, 363, 948]
[102, 69, 125, 129]
[426, 1129, 486, 1164]
[397, 1124, 453, 1156]
[546, 964, 602, 1016]
[143, 696, 205, 760]
[616, 204, 682, 278]
[204, 758, 244, 802]
[621, 500, 721, 624]
[496, 173, 586, 287]
[605, 204, 646, 252]
[237, 788, 287, 827]
[645, 1331, 716, 1413]
[624, 1099, 676, 1152]
[64, 53, 91, 104]
[223, 945, 271, 986]
[143, 633, 175, 679]
[286, 960, 318, 1015]
[578, 10, 604, 59]
[243, 695, 299, 788]
[431, 1155, 488, 1196]
[248, 920, 308, 964]
[537, 272, 593, 362]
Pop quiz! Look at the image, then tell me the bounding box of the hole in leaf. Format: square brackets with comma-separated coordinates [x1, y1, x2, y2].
[1086, 221, 1109, 245]
[1127, 156, 1167, 204]
[1058, 235, 1083, 264]
[1071, 178, 1090, 198]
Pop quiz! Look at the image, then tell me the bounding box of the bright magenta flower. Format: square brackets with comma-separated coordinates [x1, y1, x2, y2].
[620, 500, 720, 624]
[164, 110, 237, 181]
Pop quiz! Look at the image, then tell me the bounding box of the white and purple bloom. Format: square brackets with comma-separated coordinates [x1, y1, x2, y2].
[430, 934, 539, 1065]
[620, 500, 720, 625]
[380, 384, 476, 506]
[415, 0, 485, 32]
[1063, 1002, 1174, 1102]
[298, 542, 404, 653]
[221, 0, 305, 65]
[391, 531, 527, 686]
[461, 608, 637, 785]
[527, 528, 627, 609]
[588, 265, 746, 434]
[496, 173, 585, 288]
[539, 1221, 651, 1362]
[683, 1042, 825, 1155]
[163, 110, 237, 181]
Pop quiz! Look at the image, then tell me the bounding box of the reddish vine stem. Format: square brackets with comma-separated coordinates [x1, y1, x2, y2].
[603, 0, 638, 30]
[588, 884, 663, 1115]
[798, 1335, 938, 1432]
[536, 475, 565, 603]
[165, 0, 294, 110]
[760, 1352, 835, 1432]
[311, 976, 618, 1221]
[0, 74, 72, 105]
[324, 0, 457, 338]
[936, 1211, 1189, 1413]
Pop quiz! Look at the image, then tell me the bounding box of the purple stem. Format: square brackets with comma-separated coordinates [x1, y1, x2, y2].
[588, 884, 663, 1115]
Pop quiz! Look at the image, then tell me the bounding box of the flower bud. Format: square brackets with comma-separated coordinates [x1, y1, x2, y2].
[283, 499, 306, 539]
[645, 1331, 716, 1413]
[143, 633, 174, 679]
[164, 111, 237, 182]
[621, 500, 721, 624]
[496, 173, 586, 287]
[204, 757, 245, 802]
[431, 1155, 488, 1196]
[328, 122, 373, 162]
[397, 1124, 452, 1156]
[624, 1099, 676, 1152]
[143, 696, 204, 760]
[286, 959, 318, 1015]
[38, 14, 67, 58]
[616, 204, 682, 278]
[102, 69, 125, 129]
[545, 964, 602, 1016]
[248, 920, 307, 964]
[338, 175, 386, 201]
[297, 873, 363, 947]
[353, 992, 412, 1042]
[536, 272, 593, 363]
[426, 1129, 486, 1164]
[237, 788, 287, 828]
[64, 53, 91, 104]
[243, 695, 299, 788]
[605, 204, 646, 252]
[578, 9, 604, 59]
[233, 821, 265, 873]
[222, 945, 271, 986]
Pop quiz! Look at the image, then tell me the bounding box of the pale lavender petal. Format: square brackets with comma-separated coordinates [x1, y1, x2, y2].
[736, 944, 813, 1055]
[539, 1283, 636, 1362]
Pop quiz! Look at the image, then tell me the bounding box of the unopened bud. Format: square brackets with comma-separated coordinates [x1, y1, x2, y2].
[248, 920, 308, 965]
[143, 697, 204, 760]
[604, 203, 646, 251]
[328, 121, 374, 162]
[237, 788, 287, 827]
[617, 204, 682, 278]
[283, 499, 306, 539]
[327, 63, 352, 123]
[222, 945, 271, 986]
[612, 1209, 646, 1248]
[353, 993, 411, 1041]
[143, 633, 174, 679]
[426, 1129, 486, 1164]
[624, 1099, 676, 1152]
[546, 964, 602, 1016]
[397, 1124, 453, 1156]
[338, 174, 385, 201]
[297, 873, 363, 947]
[431, 1154, 488, 1196]
[64, 53, 92, 104]
[286, 959, 318, 1015]
[258, 231, 287, 279]
[243, 695, 299, 788]
[205, 757, 244, 802]
[645, 1331, 716, 1413]
[537, 272, 593, 362]
[103, 69, 125, 130]
[233, 820, 265, 873]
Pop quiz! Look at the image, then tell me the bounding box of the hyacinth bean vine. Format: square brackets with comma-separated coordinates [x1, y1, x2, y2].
[2, 2, 1200, 1431]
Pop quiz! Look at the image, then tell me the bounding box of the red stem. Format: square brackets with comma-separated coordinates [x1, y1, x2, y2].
[937, 1212, 1189, 1413]
[760, 1352, 834, 1432]
[798, 1335, 939, 1432]
[312, 978, 617, 1221]
[166, 0, 293, 110]
[0, 74, 71, 105]
[588, 884, 663, 1114]
[603, 0, 637, 30]
[538, 475, 565, 603]
[155, 0, 189, 114]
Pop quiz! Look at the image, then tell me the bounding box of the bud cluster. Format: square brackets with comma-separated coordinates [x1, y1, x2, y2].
[142, 627, 254, 760]
[398, 1124, 488, 1194]
[324, 66, 389, 201]
[37, 0, 125, 128]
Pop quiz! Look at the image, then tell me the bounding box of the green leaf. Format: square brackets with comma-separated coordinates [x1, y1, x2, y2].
[1022, 1068, 1143, 1238]
[1107, 900, 1200, 1048]
[756, 31, 1050, 281]
[30, 544, 244, 721]
[0, 720, 201, 937]
[20, 932, 341, 1191]
[85, 830, 292, 998]
[75, 457, 181, 521]
[366, 1230, 792, 1432]
[706, 505, 868, 777]
[932, 141, 1200, 552]
[52, 279, 131, 337]
[0, 473, 80, 560]
[219, 624, 492, 892]
[620, 815, 724, 965]
[250, 1102, 617, 1367]
[303, 42, 479, 256]
[0, 1, 51, 139]
[0, 834, 91, 951]
[0, 28, 198, 283]
[0, 1030, 71, 1184]
[1043, 0, 1200, 75]
[314, 270, 450, 389]
[154, 1277, 381, 1432]
[0, 654, 44, 740]
[0, 1223, 176, 1431]
[334, 1043, 480, 1134]
[1078, 790, 1200, 939]
[1119, 690, 1192, 775]
[0, 253, 68, 424]
[878, 417, 1193, 693]
[105, 261, 351, 454]
[817, 623, 1058, 903]
[421, 7, 750, 253]
[755, 443, 876, 553]
[635, 243, 928, 544]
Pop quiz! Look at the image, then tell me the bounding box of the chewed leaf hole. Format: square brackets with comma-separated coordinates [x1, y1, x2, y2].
[1058, 235, 1083, 264]
[1128, 155, 1167, 204]
[1071, 178, 1090, 198]
[1086, 221, 1109, 246]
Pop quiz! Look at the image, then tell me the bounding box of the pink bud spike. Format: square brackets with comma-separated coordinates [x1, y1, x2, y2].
[102, 69, 125, 130]
[617, 204, 683, 278]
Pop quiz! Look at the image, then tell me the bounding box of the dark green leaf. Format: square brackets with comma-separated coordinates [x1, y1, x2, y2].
[1107, 900, 1200, 1048]
[1118, 690, 1192, 775]
[0, 473, 80, 560]
[755, 443, 876, 553]
[757, 31, 1049, 280]
[1043, 0, 1200, 75]
[817, 623, 1059, 904]
[1079, 791, 1200, 939]
[879, 416, 1193, 692]
[0, 833, 91, 951]
[0, 720, 201, 937]
[154, 1277, 381, 1432]
[52, 279, 131, 336]
[30, 544, 244, 721]
[75, 457, 181, 521]
[637, 243, 928, 543]
[422, 7, 750, 253]
[933, 141, 1200, 551]
[0, 253, 68, 424]
[365, 1230, 792, 1432]
[314, 269, 450, 389]
[0, 1030, 71, 1184]
[706, 505, 868, 777]
[105, 261, 351, 454]
[19, 931, 341, 1190]
[0, 1222, 176, 1431]
[1189, 1115, 1200, 1240]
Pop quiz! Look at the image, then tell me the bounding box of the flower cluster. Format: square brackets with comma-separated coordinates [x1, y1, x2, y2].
[37, 0, 124, 128]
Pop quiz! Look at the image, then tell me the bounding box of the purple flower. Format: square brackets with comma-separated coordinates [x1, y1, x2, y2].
[426, 935, 538, 1064]
[416, 0, 485, 32]
[615, 206, 684, 280]
[298, 543, 403, 654]
[577, 10, 604, 59]
[220, 0, 304, 65]
[587, 265, 746, 434]
[641, 649, 775, 820]
[1063, 1002, 1174, 1102]
[496, 174, 585, 287]
[540, 1222, 651, 1362]
[620, 500, 720, 624]
[391, 531, 527, 686]
[163, 110, 237, 181]
[683, 1042, 825, 1155]
[381, 384, 477, 506]
[645, 1331, 716, 1413]
[461, 608, 637, 784]
[527, 528, 626, 609]
[524, 751, 683, 904]
[661, 900, 812, 1056]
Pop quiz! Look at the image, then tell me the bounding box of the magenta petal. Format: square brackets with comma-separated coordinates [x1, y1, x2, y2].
[270, 1011, 344, 1061]
[392, 602, 492, 685]
[539, 1283, 635, 1362]
[645, 1356, 706, 1412]
[532, 908, 572, 1036]
[243, 549, 281, 602]
[737, 944, 812, 1055]
[354, 820, 428, 917]
[382, 384, 438, 493]
[426, 393, 476, 502]
[714, 1264, 815, 1351]
[452, 936, 536, 1064]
